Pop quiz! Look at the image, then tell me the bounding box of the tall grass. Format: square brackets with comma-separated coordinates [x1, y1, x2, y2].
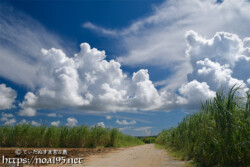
[0, 125, 143, 148]
[156, 86, 250, 167]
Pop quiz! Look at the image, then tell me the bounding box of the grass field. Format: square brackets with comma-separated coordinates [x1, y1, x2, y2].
[0, 125, 143, 148]
[156, 86, 250, 167]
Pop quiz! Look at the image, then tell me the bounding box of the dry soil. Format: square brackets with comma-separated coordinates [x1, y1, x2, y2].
[82, 144, 185, 167]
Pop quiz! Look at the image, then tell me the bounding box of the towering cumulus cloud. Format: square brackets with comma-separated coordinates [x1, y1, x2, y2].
[19, 43, 164, 116]
[177, 30, 250, 109]
[184, 31, 249, 96]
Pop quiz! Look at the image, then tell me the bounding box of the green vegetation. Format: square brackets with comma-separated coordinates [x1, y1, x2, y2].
[139, 136, 156, 143]
[156, 86, 250, 167]
[0, 125, 143, 148]
[154, 144, 195, 167]
[154, 143, 165, 149]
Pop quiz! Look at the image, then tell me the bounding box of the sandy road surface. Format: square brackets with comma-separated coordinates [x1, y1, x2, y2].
[82, 144, 185, 167]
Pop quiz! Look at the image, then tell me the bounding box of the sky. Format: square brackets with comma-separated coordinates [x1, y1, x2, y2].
[0, 0, 250, 136]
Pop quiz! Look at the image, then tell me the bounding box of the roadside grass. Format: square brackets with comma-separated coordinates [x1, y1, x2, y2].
[0, 125, 143, 148]
[155, 144, 194, 167]
[154, 144, 165, 150]
[182, 162, 195, 167]
[165, 147, 188, 161]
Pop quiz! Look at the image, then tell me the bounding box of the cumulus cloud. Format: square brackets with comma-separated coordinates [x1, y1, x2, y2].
[66, 117, 78, 127]
[128, 69, 162, 110]
[179, 80, 216, 109]
[106, 115, 112, 120]
[168, 30, 250, 109]
[4, 118, 16, 125]
[18, 119, 41, 126]
[31, 120, 41, 126]
[51, 121, 60, 127]
[18, 106, 36, 117]
[18, 43, 168, 115]
[116, 119, 136, 125]
[19, 119, 29, 125]
[1, 112, 14, 120]
[247, 78, 250, 85]
[0, 84, 17, 110]
[1, 112, 16, 125]
[186, 30, 244, 67]
[97, 122, 105, 128]
[185, 31, 249, 95]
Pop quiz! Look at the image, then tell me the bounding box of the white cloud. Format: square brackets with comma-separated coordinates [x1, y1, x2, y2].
[106, 115, 112, 120]
[185, 31, 249, 94]
[19, 47, 92, 116]
[0, 117, 7, 122]
[247, 78, 250, 85]
[185, 30, 244, 67]
[0, 84, 17, 110]
[116, 119, 136, 125]
[58, 114, 63, 118]
[134, 127, 152, 136]
[1, 112, 15, 125]
[97, 122, 105, 128]
[179, 80, 216, 109]
[47, 113, 63, 117]
[4, 118, 16, 125]
[1, 112, 16, 125]
[47, 113, 57, 117]
[19, 119, 29, 125]
[83, 22, 118, 36]
[173, 31, 250, 109]
[51, 121, 60, 127]
[1, 112, 14, 119]
[18, 119, 41, 126]
[128, 69, 162, 110]
[18, 107, 36, 117]
[66, 117, 78, 127]
[18, 43, 167, 115]
[31, 120, 41, 126]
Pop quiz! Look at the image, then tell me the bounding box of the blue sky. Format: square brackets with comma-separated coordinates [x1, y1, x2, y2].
[0, 0, 250, 136]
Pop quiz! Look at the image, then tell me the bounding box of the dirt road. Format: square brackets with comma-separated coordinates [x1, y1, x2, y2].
[82, 144, 185, 167]
[1, 144, 185, 167]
